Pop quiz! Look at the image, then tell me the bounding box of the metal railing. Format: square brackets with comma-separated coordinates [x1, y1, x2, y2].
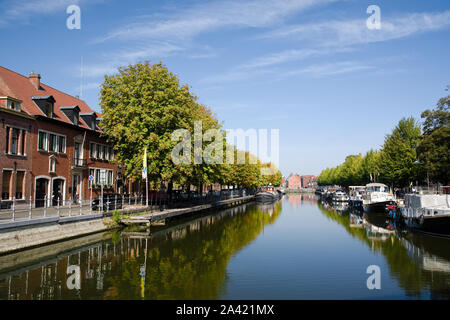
[0, 189, 256, 224]
[73, 158, 87, 167]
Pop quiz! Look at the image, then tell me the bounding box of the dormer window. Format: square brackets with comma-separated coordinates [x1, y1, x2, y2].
[32, 96, 55, 118]
[7, 100, 21, 111]
[80, 112, 97, 131]
[1, 97, 22, 111]
[60, 106, 80, 125]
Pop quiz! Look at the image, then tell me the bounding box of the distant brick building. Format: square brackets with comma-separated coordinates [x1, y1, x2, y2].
[287, 174, 301, 189]
[0, 66, 123, 208]
[301, 175, 317, 189]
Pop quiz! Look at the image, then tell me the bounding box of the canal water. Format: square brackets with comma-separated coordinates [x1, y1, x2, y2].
[0, 194, 449, 300]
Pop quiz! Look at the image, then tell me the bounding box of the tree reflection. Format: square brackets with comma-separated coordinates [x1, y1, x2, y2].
[104, 202, 282, 299]
[317, 202, 450, 299]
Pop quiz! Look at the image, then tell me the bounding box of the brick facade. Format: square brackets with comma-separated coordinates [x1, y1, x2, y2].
[0, 66, 123, 208]
[286, 173, 317, 190]
[288, 174, 301, 189]
[301, 175, 317, 188]
[31, 117, 119, 207]
[0, 108, 34, 207]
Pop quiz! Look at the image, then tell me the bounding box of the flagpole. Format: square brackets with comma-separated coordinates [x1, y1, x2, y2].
[144, 147, 148, 207]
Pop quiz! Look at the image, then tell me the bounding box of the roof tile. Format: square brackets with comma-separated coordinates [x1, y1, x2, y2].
[0, 66, 101, 132]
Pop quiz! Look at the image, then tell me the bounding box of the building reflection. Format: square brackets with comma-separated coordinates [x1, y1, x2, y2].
[0, 201, 282, 300]
[286, 194, 318, 207]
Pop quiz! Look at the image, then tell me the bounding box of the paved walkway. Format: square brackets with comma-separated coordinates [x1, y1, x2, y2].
[0, 203, 148, 223]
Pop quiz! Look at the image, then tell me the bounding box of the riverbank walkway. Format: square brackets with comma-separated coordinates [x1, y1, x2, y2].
[0, 192, 254, 231]
[121, 195, 254, 226]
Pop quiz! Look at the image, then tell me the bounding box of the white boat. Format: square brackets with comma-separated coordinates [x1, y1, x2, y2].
[331, 201, 349, 213]
[349, 213, 365, 228]
[332, 189, 349, 202]
[362, 183, 396, 213]
[366, 224, 396, 241]
[348, 186, 366, 209]
[401, 193, 450, 236]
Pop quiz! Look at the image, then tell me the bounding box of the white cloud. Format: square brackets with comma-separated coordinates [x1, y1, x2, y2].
[280, 61, 374, 78]
[0, 0, 95, 27]
[81, 42, 183, 78]
[200, 10, 450, 85]
[199, 60, 373, 85]
[241, 47, 354, 70]
[82, 64, 117, 78]
[87, 0, 340, 79]
[95, 0, 338, 43]
[107, 42, 183, 63]
[260, 11, 450, 47]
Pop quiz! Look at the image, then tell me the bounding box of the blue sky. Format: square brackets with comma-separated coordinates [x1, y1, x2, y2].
[1, 0, 449, 176]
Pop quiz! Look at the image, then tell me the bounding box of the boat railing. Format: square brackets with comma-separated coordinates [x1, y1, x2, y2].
[408, 185, 449, 195]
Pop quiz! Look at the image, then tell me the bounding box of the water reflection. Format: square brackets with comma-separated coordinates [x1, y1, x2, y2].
[0, 201, 282, 300]
[2, 197, 449, 300]
[286, 193, 318, 207]
[318, 201, 450, 299]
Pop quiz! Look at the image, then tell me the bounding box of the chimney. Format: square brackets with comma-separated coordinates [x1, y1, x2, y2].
[29, 73, 41, 90]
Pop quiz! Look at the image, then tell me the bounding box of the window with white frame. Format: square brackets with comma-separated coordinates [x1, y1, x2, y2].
[58, 136, 65, 153]
[107, 170, 113, 185]
[37, 130, 66, 153]
[89, 168, 95, 188]
[5, 126, 26, 156]
[90, 143, 96, 158]
[95, 169, 100, 185]
[49, 134, 56, 152]
[2, 170, 12, 200]
[6, 99, 21, 111]
[89, 168, 113, 187]
[38, 131, 46, 151]
[15, 171, 25, 199]
[90, 142, 113, 161]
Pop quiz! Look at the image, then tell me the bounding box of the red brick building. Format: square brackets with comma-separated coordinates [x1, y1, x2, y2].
[0, 66, 122, 208]
[287, 174, 301, 189]
[0, 105, 35, 208]
[301, 175, 317, 189]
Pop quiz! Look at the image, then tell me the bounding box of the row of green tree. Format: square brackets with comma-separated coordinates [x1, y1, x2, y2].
[318, 93, 449, 188]
[99, 62, 282, 193]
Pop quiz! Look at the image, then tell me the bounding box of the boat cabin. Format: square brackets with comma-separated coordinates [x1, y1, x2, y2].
[366, 183, 390, 193]
[349, 186, 366, 196]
